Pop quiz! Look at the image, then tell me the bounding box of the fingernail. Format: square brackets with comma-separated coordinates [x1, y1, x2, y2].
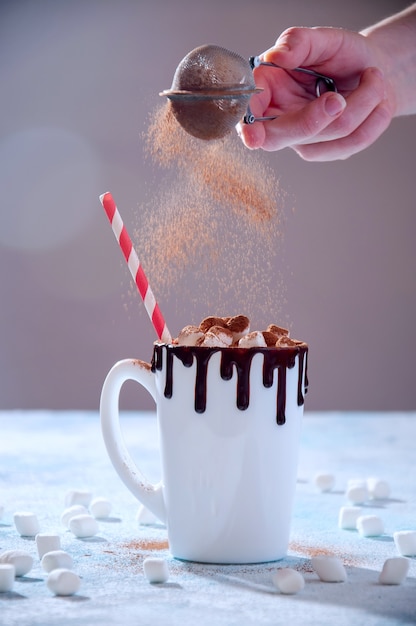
[276, 41, 290, 53]
[368, 66, 384, 81]
[264, 43, 289, 63]
[325, 93, 346, 116]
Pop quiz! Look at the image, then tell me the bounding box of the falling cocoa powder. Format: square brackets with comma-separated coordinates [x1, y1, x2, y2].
[145, 104, 278, 223]
[134, 102, 288, 328]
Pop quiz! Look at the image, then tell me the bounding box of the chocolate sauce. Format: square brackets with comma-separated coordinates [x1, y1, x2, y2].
[152, 344, 308, 425]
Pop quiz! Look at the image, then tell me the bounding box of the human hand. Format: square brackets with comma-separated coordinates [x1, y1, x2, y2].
[237, 26, 395, 161]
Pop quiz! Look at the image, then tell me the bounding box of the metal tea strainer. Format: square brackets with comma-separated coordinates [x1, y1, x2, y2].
[160, 44, 338, 140]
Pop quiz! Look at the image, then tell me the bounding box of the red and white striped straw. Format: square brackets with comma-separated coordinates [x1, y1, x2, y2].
[100, 191, 172, 344]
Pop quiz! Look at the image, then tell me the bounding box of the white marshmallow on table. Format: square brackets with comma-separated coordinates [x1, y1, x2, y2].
[61, 504, 88, 529]
[338, 506, 363, 530]
[345, 481, 369, 504]
[313, 473, 335, 492]
[47, 568, 80, 596]
[379, 557, 410, 585]
[89, 497, 112, 519]
[143, 558, 169, 583]
[13, 511, 40, 537]
[0, 564, 15, 592]
[136, 504, 158, 526]
[36, 533, 61, 559]
[393, 530, 416, 556]
[356, 515, 384, 537]
[0, 550, 33, 577]
[238, 331, 267, 348]
[64, 490, 93, 508]
[367, 477, 391, 500]
[271, 568, 305, 594]
[69, 513, 99, 538]
[311, 556, 347, 582]
[41, 550, 73, 573]
[347, 478, 366, 488]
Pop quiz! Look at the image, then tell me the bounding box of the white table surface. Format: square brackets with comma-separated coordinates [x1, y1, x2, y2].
[0, 411, 415, 625]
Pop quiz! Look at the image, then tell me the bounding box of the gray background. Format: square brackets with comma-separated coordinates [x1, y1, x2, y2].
[1, 0, 415, 412]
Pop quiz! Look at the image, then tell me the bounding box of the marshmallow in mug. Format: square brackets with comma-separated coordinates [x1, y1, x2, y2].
[162, 315, 308, 425]
[175, 315, 305, 349]
[199, 326, 234, 348]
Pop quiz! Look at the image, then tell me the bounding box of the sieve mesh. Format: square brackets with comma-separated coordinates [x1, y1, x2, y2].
[160, 45, 261, 140]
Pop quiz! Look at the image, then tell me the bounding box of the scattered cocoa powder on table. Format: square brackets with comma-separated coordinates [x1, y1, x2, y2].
[289, 541, 365, 570]
[123, 539, 169, 553]
[134, 102, 287, 326]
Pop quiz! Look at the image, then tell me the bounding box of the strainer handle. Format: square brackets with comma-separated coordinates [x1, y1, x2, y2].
[249, 56, 338, 97]
[243, 106, 278, 125]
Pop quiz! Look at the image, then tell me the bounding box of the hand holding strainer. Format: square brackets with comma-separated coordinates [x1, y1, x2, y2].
[160, 44, 337, 141]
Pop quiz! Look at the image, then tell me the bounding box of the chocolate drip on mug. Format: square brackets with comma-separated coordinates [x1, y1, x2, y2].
[152, 344, 308, 425]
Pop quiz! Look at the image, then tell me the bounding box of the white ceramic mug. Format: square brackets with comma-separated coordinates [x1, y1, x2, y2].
[100, 342, 308, 564]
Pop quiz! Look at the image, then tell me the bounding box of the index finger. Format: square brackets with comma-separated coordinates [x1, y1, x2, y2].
[262, 26, 372, 77]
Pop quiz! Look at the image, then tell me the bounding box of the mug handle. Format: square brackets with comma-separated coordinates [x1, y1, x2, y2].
[100, 358, 167, 523]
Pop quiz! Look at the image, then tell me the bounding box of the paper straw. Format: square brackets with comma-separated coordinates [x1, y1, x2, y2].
[99, 192, 172, 344]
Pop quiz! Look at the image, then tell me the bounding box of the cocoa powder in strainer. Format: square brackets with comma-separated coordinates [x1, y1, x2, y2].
[134, 102, 287, 326]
